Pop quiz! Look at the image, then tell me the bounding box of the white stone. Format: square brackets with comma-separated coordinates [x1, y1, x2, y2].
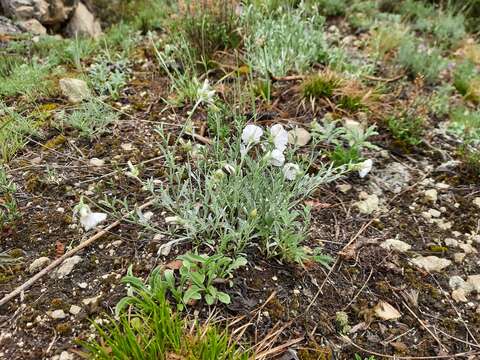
[380, 239, 411, 253]
[49, 309, 67, 319]
[424, 189, 438, 202]
[69, 305, 82, 315]
[474, 197, 480, 208]
[288, 127, 311, 147]
[59, 351, 74, 360]
[454, 252, 466, 263]
[121, 143, 133, 151]
[53, 256, 82, 278]
[444, 238, 458, 247]
[28, 257, 50, 273]
[459, 243, 477, 254]
[411, 256, 451, 272]
[59, 78, 90, 104]
[89, 158, 105, 167]
[467, 275, 480, 292]
[355, 194, 379, 215]
[428, 209, 441, 218]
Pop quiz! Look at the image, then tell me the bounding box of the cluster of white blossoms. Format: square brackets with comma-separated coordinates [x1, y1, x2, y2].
[240, 124, 302, 181]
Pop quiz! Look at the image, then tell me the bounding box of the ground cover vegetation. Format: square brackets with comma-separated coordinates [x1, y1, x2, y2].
[1, 0, 480, 359]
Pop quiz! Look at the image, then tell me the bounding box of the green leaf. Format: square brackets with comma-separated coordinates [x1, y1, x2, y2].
[183, 286, 202, 304]
[229, 257, 247, 271]
[217, 292, 231, 304]
[179, 253, 207, 264]
[205, 293, 215, 305]
[164, 269, 176, 288]
[190, 271, 206, 286]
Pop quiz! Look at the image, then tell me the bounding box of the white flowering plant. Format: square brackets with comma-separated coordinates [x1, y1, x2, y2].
[153, 121, 345, 265]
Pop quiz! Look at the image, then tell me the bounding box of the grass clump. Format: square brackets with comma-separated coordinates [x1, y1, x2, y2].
[244, 5, 327, 77]
[449, 107, 480, 144]
[302, 70, 342, 99]
[453, 61, 480, 103]
[369, 22, 410, 59]
[0, 103, 40, 162]
[175, 1, 241, 69]
[84, 274, 249, 360]
[387, 114, 424, 146]
[0, 59, 56, 100]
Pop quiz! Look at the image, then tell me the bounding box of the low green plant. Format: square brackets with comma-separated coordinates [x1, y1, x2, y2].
[60, 100, 118, 139]
[430, 84, 454, 117]
[396, 38, 446, 84]
[302, 71, 342, 99]
[0, 167, 20, 229]
[387, 114, 424, 146]
[84, 274, 249, 359]
[449, 107, 480, 144]
[244, 5, 327, 76]
[453, 61, 480, 103]
[369, 22, 410, 58]
[315, 0, 349, 16]
[121, 253, 247, 311]
[154, 38, 201, 106]
[88, 55, 128, 100]
[354, 354, 377, 360]
[430, 10, 466, 49]
[0, 103, 39, 162]
[0, 58, 56, 99]
[176, 1, 241, 69]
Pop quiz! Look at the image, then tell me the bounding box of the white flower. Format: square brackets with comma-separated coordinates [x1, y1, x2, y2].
[269, 149, 285, 167]
[75, 203, 107, 231]
[270, 124, 288, 152]
[283, 163, 301, 180]
[358, 159, 373, 178]
[197, 79, 215, 104]
[241, 124, 263, 145]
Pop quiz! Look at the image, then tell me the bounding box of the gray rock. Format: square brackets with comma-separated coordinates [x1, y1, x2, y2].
[0, 15, 22, 34]
[65, 2, 101, 38]
[1, 0, 78, 24]
[28, 256, 51, 273]
[18, 18, 46, 34]
[53, 255, 82, 278]
[59, 78, 90, 103]
[380, 239, 411, 253]
[69, 304, 81, 315]
[373, 162, 412, 194]
[411, 255, 451, 272]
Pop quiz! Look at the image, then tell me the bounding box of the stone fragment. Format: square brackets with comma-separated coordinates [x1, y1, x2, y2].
[28, 257, 51, 273]
[288, 127, 311, 147]
[49, 309, 67, 319]
[424, 189, 438, 203]
[454, 252, 466, 263]
[411, 256, 451, 272]
[69, 305, 81, 315]
[89, 158, 105, 167]
[380, 239, 411, 253]
[65, 2, 101, 38]
[467, 275, 480, 292]
[373, 162, 412, 194]
[355, 194, 379, 215]
[53, 255, 82, 278]
[18, 18, 46, 34]
[474, 197, 480, 208]
[59, 78, 90, 103]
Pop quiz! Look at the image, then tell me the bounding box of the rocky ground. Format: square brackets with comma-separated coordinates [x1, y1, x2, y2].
[1, 1, 480, 359]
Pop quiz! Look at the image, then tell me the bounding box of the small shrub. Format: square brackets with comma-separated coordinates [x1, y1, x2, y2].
[176, 1, 241, 68]
[453, 61, 480, 103]
[315, 0, 349, 17]
[387, 114, 424, 146]
[396, 39, 446, 84]
[449, 107, 480, 144]
[244, 6, 327, 76]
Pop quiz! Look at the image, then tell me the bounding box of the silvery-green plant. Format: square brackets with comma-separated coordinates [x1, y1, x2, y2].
[243, 5, 327, 77]
[152, 120, 344, 264]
